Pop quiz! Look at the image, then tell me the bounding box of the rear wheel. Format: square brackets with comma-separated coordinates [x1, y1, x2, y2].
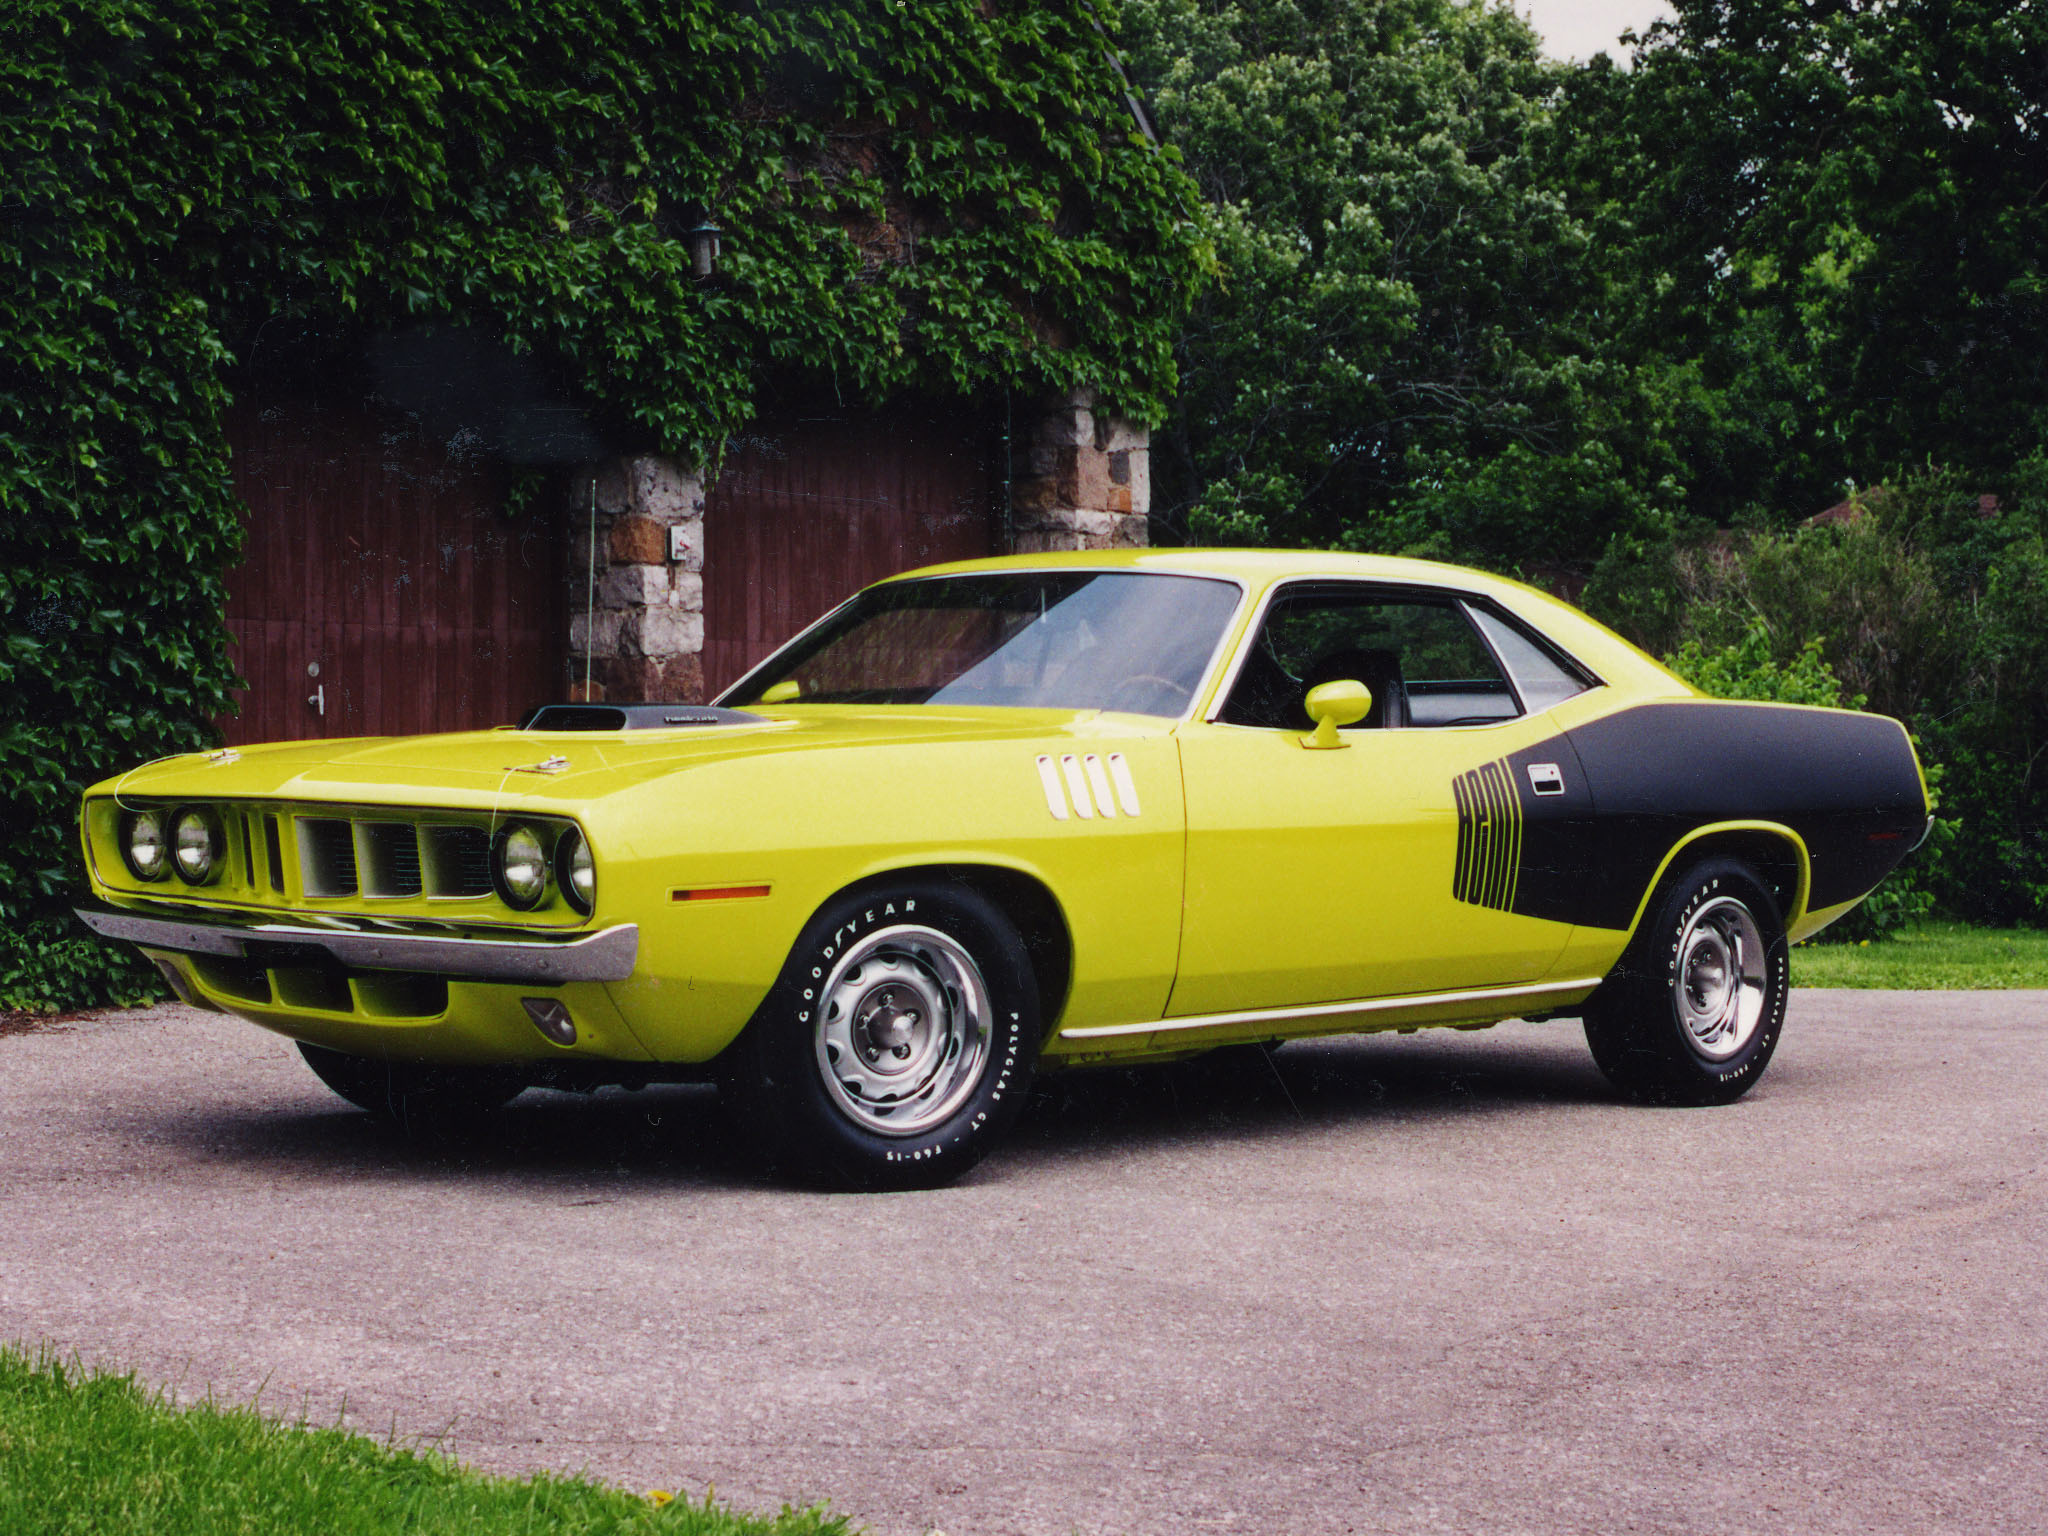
[297, 1042, 523, 1136]
[1583, 858, 1789, 1106]
[722, 881, 1040, 1190]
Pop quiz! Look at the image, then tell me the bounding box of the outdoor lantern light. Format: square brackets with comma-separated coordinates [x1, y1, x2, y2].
[494, 823, 550, 909]
[687, 213, 722, 278]
[122, 808, 170, 881]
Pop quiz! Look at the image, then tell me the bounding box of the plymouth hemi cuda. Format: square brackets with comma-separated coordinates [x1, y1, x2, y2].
[78, 551, 1930, 1188]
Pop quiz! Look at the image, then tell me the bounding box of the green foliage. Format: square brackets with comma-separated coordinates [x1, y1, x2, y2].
[1792, 921, 2048, 991]
[0, 916, 167, 1014]
[0, 1346, 851, 1535]
[1, 0, 1205, 1005]
[1663, 622, 1861, 710]
[1572, 0, 2048, 520]
[1118, 0, 1681, 565]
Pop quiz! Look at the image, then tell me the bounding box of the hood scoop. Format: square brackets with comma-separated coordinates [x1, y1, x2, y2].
[518, 703, 767, 732]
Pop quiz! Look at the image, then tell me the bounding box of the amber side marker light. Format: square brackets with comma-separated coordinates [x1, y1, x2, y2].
[670, 885, 772, 902]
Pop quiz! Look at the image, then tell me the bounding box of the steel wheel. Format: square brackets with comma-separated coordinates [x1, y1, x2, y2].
[722, 880, 1041, 1190]
[1583, 857, 1789, 1107]
[814, 924, 994, 1136]
[1673, 896, 1768, 1062]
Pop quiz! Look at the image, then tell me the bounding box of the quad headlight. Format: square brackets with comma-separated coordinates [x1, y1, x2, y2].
[120, 808, 170, 882]
[171, 807, 223, 885]
[554, 826, 595, 915]
[493, 823, 550, 910]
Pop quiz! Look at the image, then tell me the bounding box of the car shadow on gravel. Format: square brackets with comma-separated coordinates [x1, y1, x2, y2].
[1012, 1028, 1616, 1159]
[129, 1025, 1616, 1189]
[134, 1081, 779, 1190]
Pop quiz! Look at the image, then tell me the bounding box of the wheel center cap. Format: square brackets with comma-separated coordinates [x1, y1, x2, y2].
[1685, 935, 1731, 1012]
[857, 987, 922, 1061]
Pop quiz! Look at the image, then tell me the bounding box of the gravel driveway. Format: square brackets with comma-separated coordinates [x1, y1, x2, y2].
[3, 990, 2044, 1535]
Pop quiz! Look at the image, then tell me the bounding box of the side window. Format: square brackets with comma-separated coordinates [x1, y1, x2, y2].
[1219, 586, 1520, 729]
[1462, 604, 1593, 713]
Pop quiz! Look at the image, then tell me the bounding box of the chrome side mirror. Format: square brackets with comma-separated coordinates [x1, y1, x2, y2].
[1301, 680, 1372, 749]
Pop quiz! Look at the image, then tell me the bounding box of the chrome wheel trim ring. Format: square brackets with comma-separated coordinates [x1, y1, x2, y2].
[1674, 895, 1767, 1062]
[814, 923, 993, 1137]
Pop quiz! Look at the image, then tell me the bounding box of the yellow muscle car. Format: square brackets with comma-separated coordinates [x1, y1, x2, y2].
[77, 551, 1931, 1188]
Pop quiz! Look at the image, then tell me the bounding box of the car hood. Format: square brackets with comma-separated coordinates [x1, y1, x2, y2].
[100, 706, 1166, 811]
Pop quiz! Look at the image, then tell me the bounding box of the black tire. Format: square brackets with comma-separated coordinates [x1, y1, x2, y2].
[721, 881, 1041, 1191]
[297, 1042, 524, 1137]
[1583, 857, 1789, 1106]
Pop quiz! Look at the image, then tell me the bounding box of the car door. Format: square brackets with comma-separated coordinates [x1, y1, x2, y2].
[1169, 580, 1592, 1017]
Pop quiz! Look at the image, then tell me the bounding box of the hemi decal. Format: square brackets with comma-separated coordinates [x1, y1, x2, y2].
[671, 884, 772, 902]
[1452, 758, 1522, 912]
[1035, 751, 1143, 821]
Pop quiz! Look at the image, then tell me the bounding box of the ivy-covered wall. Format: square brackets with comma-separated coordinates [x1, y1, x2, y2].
[0, 0, 1206, 1008]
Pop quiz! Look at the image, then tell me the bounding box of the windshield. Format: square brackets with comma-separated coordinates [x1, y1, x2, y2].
[720, 571, 1242, 717]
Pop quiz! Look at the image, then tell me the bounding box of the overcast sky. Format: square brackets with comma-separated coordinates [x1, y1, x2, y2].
[1517, 0, 1675, 63]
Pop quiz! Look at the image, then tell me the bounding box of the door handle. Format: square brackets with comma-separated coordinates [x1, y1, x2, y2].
[307, 684, 325, 716]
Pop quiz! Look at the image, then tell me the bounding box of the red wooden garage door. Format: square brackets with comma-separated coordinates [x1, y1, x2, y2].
[700, 405, 1003, 695]
[222, 400, 564, 744]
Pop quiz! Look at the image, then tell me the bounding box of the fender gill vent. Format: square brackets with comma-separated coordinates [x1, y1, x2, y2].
[1036, 751, 1142, 820]
[1452, 759, 1522, 912]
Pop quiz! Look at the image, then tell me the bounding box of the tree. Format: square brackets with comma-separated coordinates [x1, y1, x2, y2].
[1120, 0, 1682, 567]
[1578, 0, 2048, 519]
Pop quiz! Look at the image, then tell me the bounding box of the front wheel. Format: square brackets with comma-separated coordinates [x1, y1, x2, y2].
[722, 882, 1040, 1190]
[1583, 858, 1789, 1106]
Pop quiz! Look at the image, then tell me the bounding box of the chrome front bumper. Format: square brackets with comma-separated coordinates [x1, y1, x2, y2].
[75, 904, 638, 985]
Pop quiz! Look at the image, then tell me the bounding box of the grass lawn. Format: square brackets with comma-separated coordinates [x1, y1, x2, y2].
[0, 1349, 854, 1536]
[1793, 921, 2048, 989]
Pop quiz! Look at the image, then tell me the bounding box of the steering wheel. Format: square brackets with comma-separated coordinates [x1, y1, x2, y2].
[1104, 673, 1193, 715]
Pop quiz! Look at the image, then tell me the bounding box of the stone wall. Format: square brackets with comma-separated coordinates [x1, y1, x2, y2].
[563, 456, 705, 702]
[1008, 388, 1151, 551]
[562, 390, 1149, 704]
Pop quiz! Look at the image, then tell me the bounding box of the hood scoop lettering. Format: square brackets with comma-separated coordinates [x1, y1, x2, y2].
[519, 704, 768, 732]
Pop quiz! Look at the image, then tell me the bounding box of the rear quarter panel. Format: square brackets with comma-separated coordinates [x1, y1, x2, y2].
[1524, 699, 1929, 975]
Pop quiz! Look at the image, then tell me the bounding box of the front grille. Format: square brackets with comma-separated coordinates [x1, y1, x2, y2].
[97, 796, 579, 919]
[299, 819, 359, 897]
[359, 822, 424, 897]
[423, 825, 493, 897]
[297, 818, 502, 900]
[262, 814, 285, 892]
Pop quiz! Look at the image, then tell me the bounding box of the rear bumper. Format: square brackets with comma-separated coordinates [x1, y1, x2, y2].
[74, 903, 638, 984]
